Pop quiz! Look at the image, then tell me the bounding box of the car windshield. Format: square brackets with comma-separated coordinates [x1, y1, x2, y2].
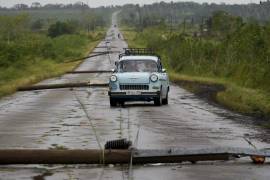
[119, 60, 158, 72]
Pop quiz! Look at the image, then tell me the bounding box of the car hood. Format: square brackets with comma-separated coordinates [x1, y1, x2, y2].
[116, 72, 151, 84]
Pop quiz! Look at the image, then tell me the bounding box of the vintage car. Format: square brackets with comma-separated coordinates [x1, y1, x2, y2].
[108, 48, 170, 106]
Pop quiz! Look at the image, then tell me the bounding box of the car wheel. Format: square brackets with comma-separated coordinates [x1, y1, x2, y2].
[110, 97, 117, 107]
[120, 101, 125, 106]
[154, 92, 162, 106]
[162, 90, 168, 105]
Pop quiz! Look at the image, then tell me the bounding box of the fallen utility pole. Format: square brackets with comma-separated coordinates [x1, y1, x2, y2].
[92, 51, 120, 54]
[64, 52, 110, 63]
[17, 82, 108, 91]
[0, 149, 231, 165]
[0, 147, 268, 165]
[95, 46, 117, 49]
[0, 149, 130, 165]
[66, 70, 112, 74]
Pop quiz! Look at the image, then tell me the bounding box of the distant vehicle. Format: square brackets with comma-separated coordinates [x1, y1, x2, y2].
[108, 48, 170, 106]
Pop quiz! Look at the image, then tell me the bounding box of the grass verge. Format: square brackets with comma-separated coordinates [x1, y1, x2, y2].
[170, 73, 270, 119]
[0, 31, 105, 98]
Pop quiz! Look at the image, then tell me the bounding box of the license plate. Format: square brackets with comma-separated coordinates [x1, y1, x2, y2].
[126, 91, 141, 95]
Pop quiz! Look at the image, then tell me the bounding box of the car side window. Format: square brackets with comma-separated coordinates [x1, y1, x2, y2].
[115, 61, 119, 72]
[158, 60, 163, 72]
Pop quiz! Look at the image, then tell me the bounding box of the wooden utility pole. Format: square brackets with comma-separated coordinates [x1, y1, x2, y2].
[0, 149, 130, 164]
[17, 82, 108, 91]
[0, 147, 267, 165]
[183, 18, 186, 34]
[169, 1, 174, 35]
[0, 149, 229, 165]
[137, 5, 142, 32]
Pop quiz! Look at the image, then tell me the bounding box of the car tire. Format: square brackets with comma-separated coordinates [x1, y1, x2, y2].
[162, 90, 168, 105]
[110, 97, 117, 107]
[154, 92, 162, 106]
[120, 101, 125, 106]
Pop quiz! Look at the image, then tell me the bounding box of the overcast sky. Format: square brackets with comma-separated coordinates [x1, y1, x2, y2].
[0, 0, 261, 8]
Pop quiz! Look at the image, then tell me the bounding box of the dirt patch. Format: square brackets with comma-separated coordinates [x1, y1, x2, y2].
[173, 79, 225, 103]
[33, 171, 53, 180]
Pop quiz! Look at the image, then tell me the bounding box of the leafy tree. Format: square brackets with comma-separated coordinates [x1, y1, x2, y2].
[0, 14, 30, 43]
[210, 11, 243, 37]
[31, 19, 43, 31]
[48, 21, 77, 38]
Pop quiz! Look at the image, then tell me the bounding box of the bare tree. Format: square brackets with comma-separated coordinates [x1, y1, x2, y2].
[13, 4, 28, 10]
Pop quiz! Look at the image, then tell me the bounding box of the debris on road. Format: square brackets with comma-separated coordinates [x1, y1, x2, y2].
[0, 147, 269, 165]
[64, 52, 113, 63]
[17, 82, 108, 91]
[105, 139, 132, 149]
[95, 46, 117, 49]
[92, 51, 120, 54]
[66, 70, 112, 74]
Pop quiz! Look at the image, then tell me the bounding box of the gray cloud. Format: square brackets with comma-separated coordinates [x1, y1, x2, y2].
[0, 0, 260, 8]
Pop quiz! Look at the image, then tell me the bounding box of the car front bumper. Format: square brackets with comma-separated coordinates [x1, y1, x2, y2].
[108, 91, 160, 101]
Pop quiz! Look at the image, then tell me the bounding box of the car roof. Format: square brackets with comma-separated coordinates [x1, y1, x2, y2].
[119, 55, 159, 62]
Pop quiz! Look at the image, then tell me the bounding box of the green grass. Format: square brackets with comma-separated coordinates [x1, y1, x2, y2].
[121, 27, 270, 119]
[169, 72, 270, 117]
[121, 27, 146, 48]
[0, 31, 104, 98]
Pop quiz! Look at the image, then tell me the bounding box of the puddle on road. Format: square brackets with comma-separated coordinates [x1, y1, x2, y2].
[33, 171, 53, 180]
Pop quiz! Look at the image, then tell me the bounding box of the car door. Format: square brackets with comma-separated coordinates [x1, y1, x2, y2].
[160, 72, 169, 98]
[158, 60, 168, 98]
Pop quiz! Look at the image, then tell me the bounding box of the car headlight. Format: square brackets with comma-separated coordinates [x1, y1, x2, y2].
[150, 74, 158, 82]
[110, 75, 117, 82]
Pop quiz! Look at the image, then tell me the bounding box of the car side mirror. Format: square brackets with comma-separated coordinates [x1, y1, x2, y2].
[111, 69, 116, 72]
[162, 68, 166, 73]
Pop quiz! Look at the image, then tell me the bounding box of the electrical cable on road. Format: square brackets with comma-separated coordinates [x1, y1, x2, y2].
[73, 92, 104, 157]
[243, 137, 257, 150]
[106, 39, 112, 64]
[127, 120, 141, 180]
[65, 65, 105, 164]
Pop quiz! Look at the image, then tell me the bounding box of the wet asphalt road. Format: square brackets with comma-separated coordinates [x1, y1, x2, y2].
[0, 12, 270, 179]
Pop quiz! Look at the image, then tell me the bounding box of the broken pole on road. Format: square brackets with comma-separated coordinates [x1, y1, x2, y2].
[17, 82, 108, 91]
[0, 147, 268, 165]
[95, 46, 117, 49]
[66, 70, 112, 74]
[92, 51, 120, 54]
[64, 52, 111, 63]
[0, 149, 229, 165]
[0, 149, 130, 165]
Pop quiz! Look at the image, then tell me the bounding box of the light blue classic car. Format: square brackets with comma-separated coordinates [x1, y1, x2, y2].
[108, 48, 170, 106]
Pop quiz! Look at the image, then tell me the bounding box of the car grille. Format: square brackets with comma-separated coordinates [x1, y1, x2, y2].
[120, 84, 149, 90]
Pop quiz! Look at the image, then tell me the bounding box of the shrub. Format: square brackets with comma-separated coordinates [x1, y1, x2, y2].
[48, 21, 77, 38]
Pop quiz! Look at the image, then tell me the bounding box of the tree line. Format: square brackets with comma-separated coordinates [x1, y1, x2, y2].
[1, 2, 94, 10]
[120, 1, 270, 30]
